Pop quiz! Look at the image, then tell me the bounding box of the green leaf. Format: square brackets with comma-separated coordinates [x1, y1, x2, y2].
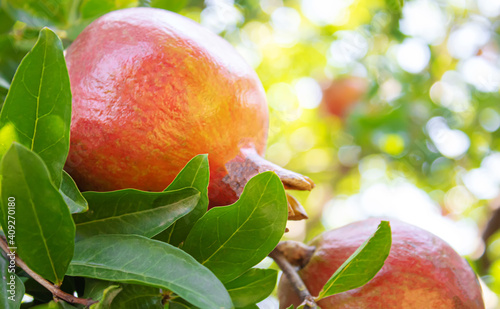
[73, 188, 200, 241]
[224, 268, 277, 308]
[0, 28, 71, 187]
[0, 254, 24, 309]
[155, 154, 209, 246]
[317, 221, 392, 299]
[183, 171, 288, 283]
[67, 234, 233, 309]
[2, 0, 73, 27]
[108, 284, 163, 309]
[0, 143, 75, 285]
[60, 171, 88, 214]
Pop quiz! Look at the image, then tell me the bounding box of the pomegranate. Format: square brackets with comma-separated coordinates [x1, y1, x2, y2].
[64, 8, 313, 215]
[321, 76, 368, 117]
[278, 219, 484, 308]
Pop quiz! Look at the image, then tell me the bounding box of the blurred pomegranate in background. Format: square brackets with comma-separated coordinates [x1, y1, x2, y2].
[321, 76, 369, 117]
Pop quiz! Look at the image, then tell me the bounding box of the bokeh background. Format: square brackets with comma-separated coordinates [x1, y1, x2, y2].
[2, 0, 500, 307]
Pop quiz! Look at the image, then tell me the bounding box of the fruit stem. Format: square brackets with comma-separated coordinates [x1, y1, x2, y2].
[0, 237, 98, 307]
[225, 147, 314, 192]
[269, 245, 318, 309]
[224, 147, 314, 220]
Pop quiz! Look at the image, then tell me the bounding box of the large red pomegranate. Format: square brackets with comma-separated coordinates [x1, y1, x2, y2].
[278, 219, 484, 308]
[64, 8, 313, 211]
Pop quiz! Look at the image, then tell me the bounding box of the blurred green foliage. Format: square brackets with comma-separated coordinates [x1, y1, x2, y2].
[2, 0, 500, 305]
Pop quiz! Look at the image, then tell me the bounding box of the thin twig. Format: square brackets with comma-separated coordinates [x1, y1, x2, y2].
[269, 246, 318, 309]
[0, 237, 97, 307]
[483, 208, 500, 243]
[479, 196, 500, 273]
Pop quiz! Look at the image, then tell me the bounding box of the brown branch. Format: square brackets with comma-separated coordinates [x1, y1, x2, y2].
[479, 196, 500, 272]
[483, 207, 500, 244]
[269, 246, 318, 309]
[0, 237, 97, 307]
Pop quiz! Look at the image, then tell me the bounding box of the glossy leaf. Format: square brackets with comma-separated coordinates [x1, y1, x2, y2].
[73, 188, 199, 240]
[0, 143, 75, 285]
[317, 221, 392, 299]
[0, 28, 71, 187]
[60, 171, 88, 214]
[67, 234, 233, 309]
[183, 171, 288, 283]
[156, 154, 209, 246]
[0, 254, 24, 309]
[224, 268, 277, 308]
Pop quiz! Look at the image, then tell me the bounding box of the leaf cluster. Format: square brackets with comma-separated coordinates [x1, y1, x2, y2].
[0, 28, 287, 309]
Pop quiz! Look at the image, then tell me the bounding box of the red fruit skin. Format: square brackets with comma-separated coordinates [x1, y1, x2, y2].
[278, 219, 484, 309]
[64, 8, 268, 206]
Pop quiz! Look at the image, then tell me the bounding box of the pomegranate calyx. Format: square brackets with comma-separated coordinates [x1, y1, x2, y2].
[223, 147, 314, 220]
[224, 147, 314, 193]
[287, 193, 308, 221]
